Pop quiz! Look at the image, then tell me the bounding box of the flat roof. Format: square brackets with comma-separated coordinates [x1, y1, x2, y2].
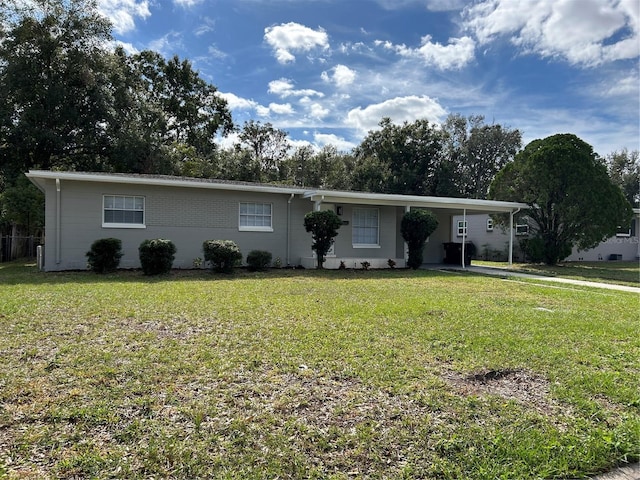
[26, 170, 529, 214]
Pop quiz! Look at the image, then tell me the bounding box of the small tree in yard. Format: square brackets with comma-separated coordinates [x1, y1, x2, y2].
[304, 210, 342, 269]
[401, 210, 439, 269]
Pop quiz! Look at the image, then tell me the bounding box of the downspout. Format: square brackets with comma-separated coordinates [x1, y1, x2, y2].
[405, 205, 410, 265]
[286, 193, 294, 266]
[461, 208, 467, 269]
[509, 208, 521, 265]
[55, 178, 61, 265]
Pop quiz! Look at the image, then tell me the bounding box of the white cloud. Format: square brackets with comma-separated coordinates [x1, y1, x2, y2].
[394, 35, 476, 70]
[313, 132, 357, 152]
[308, 102, 330, 120]
[346, 95, 447, 132]
[98, 0, 151, 35]
[217, 92, 258, 110]
[463, 0, 640, 66]
[208, 45, 227, 59]
[148, 31, 184, 57]
[321, 64, 357, 87]
[264, 22, 329, 64]
[173, 0, 203, 6]
[268, 78, 324, 98]
[195, 17, 215, 36]
[268, 103, 295, 115]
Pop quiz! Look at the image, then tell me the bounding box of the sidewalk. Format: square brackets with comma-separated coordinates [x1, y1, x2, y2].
[437, 264, 640, 294]
[589, 463, 639, 480]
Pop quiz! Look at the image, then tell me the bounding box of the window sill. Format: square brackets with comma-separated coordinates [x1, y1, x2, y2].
[102, 223, 146, 229]
[352, 244, 380, 249]
[239, 227, 274, 232]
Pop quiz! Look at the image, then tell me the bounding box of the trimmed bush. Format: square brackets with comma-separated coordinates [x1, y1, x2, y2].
[401, 210, 439, 269]
[138, 239, 176, 275]
[86, 238, 123, 273]
[246, 250, 272, 271]
[203, 240, 242, 273]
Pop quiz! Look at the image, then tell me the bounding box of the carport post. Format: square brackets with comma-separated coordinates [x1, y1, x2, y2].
[461, 208, 467, 269]
[508, 208, 520, 265]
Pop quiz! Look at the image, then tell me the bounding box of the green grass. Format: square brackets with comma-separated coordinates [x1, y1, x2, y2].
[1, 262, 639, 479]
[473, 260, 640, 286]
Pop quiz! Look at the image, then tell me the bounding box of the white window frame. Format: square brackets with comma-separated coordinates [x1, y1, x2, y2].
[457, 220, 467, 237]
[515, 223, 529, 236]
[486, 218, 494, 232]
[352, 207, 380, 248]
[102, 195, 145, 228]
[239, 202, 273, 232]
[616, 224, 631, 237]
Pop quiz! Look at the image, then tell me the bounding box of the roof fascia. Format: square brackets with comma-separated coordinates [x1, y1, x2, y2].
[26, 171, 305, 195]
[303, 190, 528, 212]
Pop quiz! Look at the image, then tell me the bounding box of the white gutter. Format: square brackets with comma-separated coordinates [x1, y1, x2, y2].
[286, 193, 294, 266]
[56, 178, 61, 265]
[26, 170, 305, 196]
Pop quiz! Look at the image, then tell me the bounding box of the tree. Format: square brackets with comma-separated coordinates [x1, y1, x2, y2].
[0, 175, 44, 236]
[606, 149, 639, 207]
[441, 114, 521, 199]
[401, 210, 439, 269]
[237, 121, 290, 182]
[304, 210, 342, 269]
[0, 0, 113, 177]
[354, 118, 443, 195]
[107, 48, 233, 174]
[489, 134, 633, 265]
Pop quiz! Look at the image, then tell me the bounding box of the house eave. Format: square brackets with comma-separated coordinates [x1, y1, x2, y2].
[302, 190, 528, 213]
[26, 170, 306, 196]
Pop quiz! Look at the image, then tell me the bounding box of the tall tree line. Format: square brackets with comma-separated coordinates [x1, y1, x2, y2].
[1, 0, 636, 241]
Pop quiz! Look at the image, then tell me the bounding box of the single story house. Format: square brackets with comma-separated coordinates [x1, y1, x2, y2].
[26, 170, 529, 271]
[451, 209, 640, 262]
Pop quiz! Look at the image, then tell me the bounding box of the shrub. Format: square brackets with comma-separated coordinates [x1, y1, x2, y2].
[139, 239, 176, 275]
[203, 240, 242, 273]
[304, 210, 342, 269]
[246, 250, 272, 271]
[401, 210, 439, 269]
[86, 238, 123, 273]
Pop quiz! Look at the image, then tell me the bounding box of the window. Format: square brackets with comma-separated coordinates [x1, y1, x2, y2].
[353, 208, 379, 246]
[103, 195, 145, 228]
[457, 220, 467, 237]
[239, 202, 273, 231]
[616, 219, 635, 237]
[515, 223, 529, 236]
[486, 218, 494, 231]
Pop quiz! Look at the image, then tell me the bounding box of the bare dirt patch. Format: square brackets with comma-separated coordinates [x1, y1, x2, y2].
[442, 368, 567, 418]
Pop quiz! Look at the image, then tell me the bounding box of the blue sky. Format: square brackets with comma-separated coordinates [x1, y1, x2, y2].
[100, 0, 639, 156]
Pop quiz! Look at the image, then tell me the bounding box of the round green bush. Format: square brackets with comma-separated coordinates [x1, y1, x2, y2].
[246, 250, 272, 271]
[138, 239, 176, 275]
[203, 240, 242, 273]
[86, 238, 123, 273]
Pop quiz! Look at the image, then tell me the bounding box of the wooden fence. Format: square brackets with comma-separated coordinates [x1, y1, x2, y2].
[0, 236, 44, 262]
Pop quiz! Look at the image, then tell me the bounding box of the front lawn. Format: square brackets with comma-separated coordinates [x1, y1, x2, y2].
[1, 263, 638, 479]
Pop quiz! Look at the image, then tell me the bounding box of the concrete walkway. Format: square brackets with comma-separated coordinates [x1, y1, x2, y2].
[436, 264, 640, 294]
[589, 463, 639, 480]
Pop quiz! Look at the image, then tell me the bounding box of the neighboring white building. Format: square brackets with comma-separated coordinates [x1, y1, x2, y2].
[452, 209, 640, 263]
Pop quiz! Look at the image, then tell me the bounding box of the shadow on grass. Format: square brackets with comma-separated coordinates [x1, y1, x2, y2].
[0, 260, 466, 286]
